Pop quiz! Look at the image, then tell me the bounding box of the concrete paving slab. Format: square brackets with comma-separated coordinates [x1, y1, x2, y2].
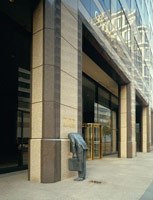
[0, 152, 153, 200]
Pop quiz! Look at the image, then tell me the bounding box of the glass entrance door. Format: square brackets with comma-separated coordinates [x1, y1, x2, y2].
[96, 104, 112, 154]
[93, 126, 101, 158]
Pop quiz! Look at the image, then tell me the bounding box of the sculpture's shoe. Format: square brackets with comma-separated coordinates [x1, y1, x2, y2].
[74, 177, 84, 181]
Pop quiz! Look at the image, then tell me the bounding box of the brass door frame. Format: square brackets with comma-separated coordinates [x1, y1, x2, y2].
[83, 123, 103, 160]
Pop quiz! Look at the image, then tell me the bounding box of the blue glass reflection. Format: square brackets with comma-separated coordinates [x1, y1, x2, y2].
[104, 0, 110, 12]
[91, 1, 101, 18]
[80, 0, 91, 14]
[126, 0, 131, 10]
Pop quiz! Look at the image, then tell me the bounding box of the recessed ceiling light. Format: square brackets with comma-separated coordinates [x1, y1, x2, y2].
[9, 0, 15, 2]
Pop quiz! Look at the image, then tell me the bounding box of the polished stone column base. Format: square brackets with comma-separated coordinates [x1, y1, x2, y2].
[29, 139, 61, 183]
[29, 139, 76, 183]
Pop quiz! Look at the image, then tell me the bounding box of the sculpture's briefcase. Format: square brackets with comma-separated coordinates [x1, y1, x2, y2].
[68, 158, 83, 171]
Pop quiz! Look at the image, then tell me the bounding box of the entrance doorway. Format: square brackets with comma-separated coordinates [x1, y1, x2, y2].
[136, 105, 142, 152]
[0, 1, 32, 173]
[82, 73, 119, 158]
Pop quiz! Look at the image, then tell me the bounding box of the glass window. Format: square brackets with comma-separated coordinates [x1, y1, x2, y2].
[136, 6, 142, 25]
[127, 24, 131, 52]
[145, 33, 149, 43]
[111, 0, 117, 13]
[144, 65, 149, 77]
[80, 0, 91, 14]
[122, 13, 129, 47]
[98, 87, 110, 108]
[134, 38, 137, 67]
[137, 47, 142, 74]
[126, 0, 131, 10]
[117, 0, 122, 11]
[117, 1, 122, 35]
[144, 2, 149, 25]
[91, 1, 101, 18]
[111, 95, 119, 110]
[104, 0, 111, 13]
[83, 76, 95, 123]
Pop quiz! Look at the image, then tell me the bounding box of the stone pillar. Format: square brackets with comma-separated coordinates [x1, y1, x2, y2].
[119, 85, 127, 158]
[119, 83, 136, 158]
[147, 107, 151, 152]
[29, 0, 80, 183]
[112, 111, 116, 153]
[151, 112, 153, 146]
[142, 105, 151, 153]
[142, 106, 148, 152]
[127, 83, 136, 158]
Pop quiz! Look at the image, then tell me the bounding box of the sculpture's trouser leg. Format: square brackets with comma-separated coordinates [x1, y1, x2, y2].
[78, 149, 86, 179]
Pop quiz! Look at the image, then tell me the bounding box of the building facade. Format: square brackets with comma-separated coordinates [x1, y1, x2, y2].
[0, 0, 153, 182]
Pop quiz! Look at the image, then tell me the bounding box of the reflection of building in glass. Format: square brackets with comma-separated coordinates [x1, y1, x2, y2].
[92, 7, 150, 78]
[18, 68, 30, 112]
[17, 68, 30, 165]
[17, 67, 30, 137]
[95, 103, 111, 127]
[88, 0, 153, 106]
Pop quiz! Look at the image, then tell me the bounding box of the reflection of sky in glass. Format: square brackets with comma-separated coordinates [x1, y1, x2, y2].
[91, 1, 101, 18]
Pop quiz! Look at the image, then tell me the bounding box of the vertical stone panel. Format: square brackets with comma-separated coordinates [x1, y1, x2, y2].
[41, 140, 61, 183]
[29, 139, 41, 182]
[32, 66, 43, 103]
[60, 105, 78, 138]
[60, 71, 78, 108]
[119, 85, 127, 158]
[142, 106, 147, 152]
[127, 83, 136, 158]
[61, 3, 78, 49]
[30, 0, 44, 182]
[61, 37, 78, 78]
[78, 15, 82, 134]
[151, 112, 153, 147]
[33, 0, 43, 34]
[31, 102, 43, 138]
[61, 0, 78, 19]
[60, 1, 79, 179]
[44, 0, 55, 29]
[112, 111, 117, 153]
[147, 107, 151, 152]
[32, 30, 43, 68]
[119, 83, 136, 158]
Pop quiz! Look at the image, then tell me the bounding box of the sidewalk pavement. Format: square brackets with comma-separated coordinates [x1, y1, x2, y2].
[1, 152, 153, 200]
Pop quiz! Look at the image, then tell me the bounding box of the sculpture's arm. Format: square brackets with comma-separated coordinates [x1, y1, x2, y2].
[69, 136, 76, 158]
